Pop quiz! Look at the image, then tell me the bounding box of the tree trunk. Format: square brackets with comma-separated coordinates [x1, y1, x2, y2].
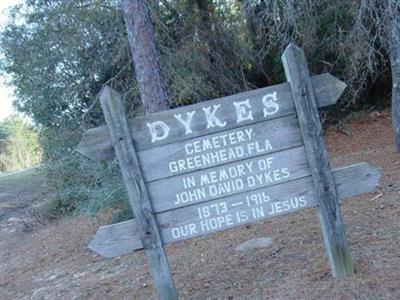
[123, 0, 170, 114]
[122, 1, 178, 298]
[388, 0, 400, 151]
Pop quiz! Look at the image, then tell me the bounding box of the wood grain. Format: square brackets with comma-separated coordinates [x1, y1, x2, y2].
[88, 163, 380, 258]
[282, 43, 353, 278]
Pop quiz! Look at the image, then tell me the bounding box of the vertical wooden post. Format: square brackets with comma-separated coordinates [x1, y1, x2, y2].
[282, 43, 354, 278]
[388, 0, 400, 151]
[99, 86, 178, 299]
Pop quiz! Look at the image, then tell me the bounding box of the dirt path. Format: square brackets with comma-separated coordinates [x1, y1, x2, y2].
[1, 109, 399, 299]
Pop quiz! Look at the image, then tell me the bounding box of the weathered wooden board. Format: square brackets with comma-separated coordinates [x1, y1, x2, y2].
[76, 73, 345, 160]
[139, 115, 302, 182]
[99, 87, 177, 295]
[282, 43, 353, 278]
[88, 163, 380, 258]
[148, 146, 310, 213]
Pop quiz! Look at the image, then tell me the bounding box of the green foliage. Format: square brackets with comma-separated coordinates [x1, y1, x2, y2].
[0, 0, 132, 218]
[39, 154, 129, 218]
[0, 0, 132, 128]
[0, 115, 41, 172]
[38, 127, 128, 218]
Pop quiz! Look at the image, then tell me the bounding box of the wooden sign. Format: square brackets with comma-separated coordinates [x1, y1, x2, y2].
[77, 44, 380, 299]
[88, 162, 379, 258]
[77, 72, 343, 159]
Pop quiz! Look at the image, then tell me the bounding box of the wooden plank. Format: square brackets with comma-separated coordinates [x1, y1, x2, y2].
[76, 73, 346, 160]
[88, 163, 380, 258]
[282, 43, 353, 278]
[99, 86, 177, 298]
[88, 219, 143, 258]
[148, 146, 310, 213]
[139, 115, 302, 182]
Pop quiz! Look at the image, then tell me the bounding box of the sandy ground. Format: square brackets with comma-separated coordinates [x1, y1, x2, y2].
[0, 109, 399, 299]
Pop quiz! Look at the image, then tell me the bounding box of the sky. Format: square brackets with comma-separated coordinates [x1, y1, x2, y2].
[0, 0, 23, 122]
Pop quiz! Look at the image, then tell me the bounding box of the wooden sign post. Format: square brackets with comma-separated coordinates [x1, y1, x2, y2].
[99, 87, 178, 299]
[282, 44, 353, 277]
[77, 44, 380, 299]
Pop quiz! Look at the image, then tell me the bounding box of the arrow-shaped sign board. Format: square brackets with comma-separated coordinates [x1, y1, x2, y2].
[77, 45, 380, 291]
[76, 73, 345, 161]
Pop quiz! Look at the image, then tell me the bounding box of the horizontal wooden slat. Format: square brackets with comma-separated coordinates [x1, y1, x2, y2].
[148, 146, 310, 213]
[77, 73, 346, 160]
[139, 116, 302, 182]
[88, 163, 381, 258]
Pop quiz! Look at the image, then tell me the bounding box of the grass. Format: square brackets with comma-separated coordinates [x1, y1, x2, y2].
[0, 167, 45, 195]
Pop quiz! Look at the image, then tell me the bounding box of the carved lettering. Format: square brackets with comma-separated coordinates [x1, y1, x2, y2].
[262, 92, 279, 117]
[233, 99, 254, 123]
[174, 111, 196, 135]
[146, 121, 170, 142]
[202, 104, 227, 128]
